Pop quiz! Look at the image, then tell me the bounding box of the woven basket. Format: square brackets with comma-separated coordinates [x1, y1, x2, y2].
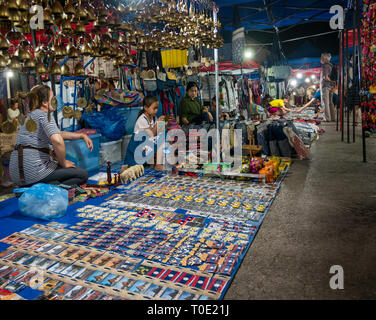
[0, 132, 17, 156]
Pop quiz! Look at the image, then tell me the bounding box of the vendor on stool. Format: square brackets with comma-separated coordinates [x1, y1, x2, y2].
[179, 82, 214, 125]
[9, 85, 93, 187]
[124, 96, 171, 171]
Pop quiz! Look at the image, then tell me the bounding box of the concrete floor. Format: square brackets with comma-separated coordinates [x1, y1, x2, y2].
[224, 123, 376, 299]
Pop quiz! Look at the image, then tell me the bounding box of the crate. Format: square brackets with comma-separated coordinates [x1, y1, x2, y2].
[100, 139, 122, 166]
[65, 133, 101, 173]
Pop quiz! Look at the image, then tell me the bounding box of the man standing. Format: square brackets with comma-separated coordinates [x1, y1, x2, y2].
[320, 53, 336, 122]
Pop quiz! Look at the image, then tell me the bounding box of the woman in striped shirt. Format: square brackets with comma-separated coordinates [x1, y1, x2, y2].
[10, 85, 93, 187]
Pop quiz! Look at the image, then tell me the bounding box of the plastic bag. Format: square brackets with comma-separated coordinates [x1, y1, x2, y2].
[17, 183, 68, 220]
[82, 105, 126, 141]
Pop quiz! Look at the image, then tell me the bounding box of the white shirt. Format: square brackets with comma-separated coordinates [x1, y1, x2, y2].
[134, 114, 156, 134]
[7, 108, 20, 122]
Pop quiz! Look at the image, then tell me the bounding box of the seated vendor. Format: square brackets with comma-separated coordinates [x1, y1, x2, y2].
[210, 97, 230, 121]
[9, 85, 93, 187]
[124, 95, 170, 171]
[266, 94, 296, 117]
[179, 82, 214, 125]
[7, 99, 21, 128]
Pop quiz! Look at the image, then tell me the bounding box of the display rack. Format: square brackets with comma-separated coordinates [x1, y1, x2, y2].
[58, 57, 96, 131]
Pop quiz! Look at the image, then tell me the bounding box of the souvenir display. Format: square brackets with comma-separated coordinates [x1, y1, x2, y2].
[0, 160, 290, 300]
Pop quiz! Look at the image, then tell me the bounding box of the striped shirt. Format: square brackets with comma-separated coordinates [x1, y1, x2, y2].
[10, 109, 60, 186]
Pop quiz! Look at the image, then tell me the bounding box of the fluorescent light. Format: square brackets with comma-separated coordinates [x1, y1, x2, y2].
[244, 50, 253, 59]
[311, 74, 316, 79]
[305, 78, 310, 83]
[296, 73, 303, 79]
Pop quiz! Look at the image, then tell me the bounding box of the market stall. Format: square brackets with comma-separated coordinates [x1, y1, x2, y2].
[0, 0, 332, 302]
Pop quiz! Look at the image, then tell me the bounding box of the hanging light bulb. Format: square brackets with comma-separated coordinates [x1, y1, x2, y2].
[296, 73, 303, 79]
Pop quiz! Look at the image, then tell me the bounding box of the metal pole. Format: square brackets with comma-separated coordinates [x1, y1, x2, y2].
[213, 5, 220, 165]
[336, 27, 339, 132]
[355, 0, 365, 162]
[352, 7, 356, 143]
[341, 29, 344, 141]
[339, 30, 343, 138]
[346, 28, 350, 143]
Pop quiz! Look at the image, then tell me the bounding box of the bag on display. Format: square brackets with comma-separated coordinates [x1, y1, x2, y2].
[143, 79, 157, 92]
[17, 183, 68, 220]
[268, 65, 291, 81]
[82, 105, 126, 141]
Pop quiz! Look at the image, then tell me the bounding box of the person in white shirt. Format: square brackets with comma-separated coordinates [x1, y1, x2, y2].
[7, 100, 20, 127]
[124, 96, 170, 171]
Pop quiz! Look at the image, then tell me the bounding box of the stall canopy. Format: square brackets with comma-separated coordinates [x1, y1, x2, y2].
[215, 0, 348, 32]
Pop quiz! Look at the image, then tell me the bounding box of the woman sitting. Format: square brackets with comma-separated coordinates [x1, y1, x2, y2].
[10, 85, 93, 187]
[179, 82, 214, 125]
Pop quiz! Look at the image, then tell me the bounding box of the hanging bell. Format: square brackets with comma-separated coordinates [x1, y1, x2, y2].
[35, 61, 47, 74]
[34, 45, 46, 59]
[113, 16, 123, 30]
[91, 45, 102, 57]
[64, 2, 75, 16]
[74, 21, 86, 35]
[61, 64, 70, 76]
[98, 6, 107, 18]
[61, 19, 72, 32]
[125, 56, 134, 65]
[129, 35, 137, 45]
[68, 45, 79, 58]
[77, 4, 88, 21]
[17, 47, 31, 61]
[86, 7, 96, 23]
[81, 41, 93, 56]
[50, 61, 61, 75]
[118, 33, 127, 44]
[8, 0, 18, 11]
[51, 0, 63, 17]
[55, 43, 67, 58]
[69, 11, 79, 24]
[0, 4, 9, 20]
[0, 55, 7, 68]
[118, 3, 127, 14]
[74, 63, 84, 76]
[16, 0, 28, 12]
[9, 10, 21, 23]
[44, 8, 54, 27]
[0, 35, 10, 50]
[9, 57, 22, 70]
[24, 58, 36, 69]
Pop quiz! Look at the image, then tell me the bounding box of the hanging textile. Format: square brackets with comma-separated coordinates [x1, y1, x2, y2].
[232, 27, 245, 65]
[161, 49, 188, 68]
